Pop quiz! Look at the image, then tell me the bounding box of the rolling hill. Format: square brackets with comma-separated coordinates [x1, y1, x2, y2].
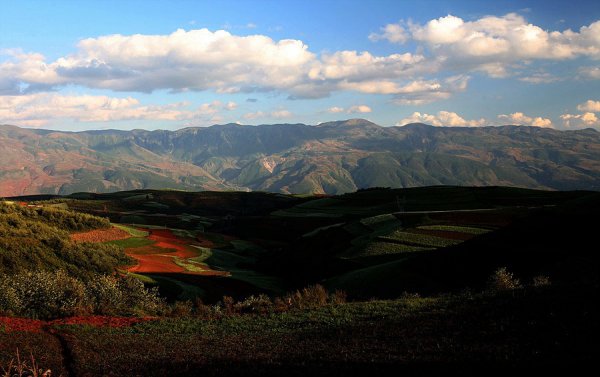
[1, 119, 599, 196]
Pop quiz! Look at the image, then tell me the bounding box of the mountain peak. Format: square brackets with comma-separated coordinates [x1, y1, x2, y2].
[317, 118, 380, 128]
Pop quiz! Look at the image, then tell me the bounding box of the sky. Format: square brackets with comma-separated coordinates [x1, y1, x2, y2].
[1, 0, 600, 131]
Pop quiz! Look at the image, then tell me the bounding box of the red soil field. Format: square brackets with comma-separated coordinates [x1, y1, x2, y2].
[125, 228, 229, 276]
[127, 252, 188, 274]
[0, 316, 154, 333]
[71, 226, 131, 243]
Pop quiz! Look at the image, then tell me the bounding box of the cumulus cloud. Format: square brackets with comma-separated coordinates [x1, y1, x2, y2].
[0, 93, 235, 127]
[374, 14, 600, 78]
[497, 112, 553, 128]
[397, 111, 486, 127]
[0, 29, 449, 101]
[0, 29, 316, 96]
[3, 14, 599, 108]
[560, 112, 600, 129]
[409, 14, 600, 60]
[577, 100, 600, 112]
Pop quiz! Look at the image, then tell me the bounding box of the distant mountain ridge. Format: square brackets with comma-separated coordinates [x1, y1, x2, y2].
[1, 119, 599, 196]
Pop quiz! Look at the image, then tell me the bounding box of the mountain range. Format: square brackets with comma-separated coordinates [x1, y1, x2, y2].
[1, 119, 599, 196]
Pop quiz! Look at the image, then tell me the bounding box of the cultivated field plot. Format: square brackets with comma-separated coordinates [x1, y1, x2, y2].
[344, 215, 493, 259]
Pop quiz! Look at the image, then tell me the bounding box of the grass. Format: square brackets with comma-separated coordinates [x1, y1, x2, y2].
[106, 237, 154, 248]
[417, 225, 491, 234]
[173, 257, 213, 273]
[355, 241, 433, 257]
[121, 271, 157, 284]
[114, 223, 149, 237]
[360, 213, 398, 227]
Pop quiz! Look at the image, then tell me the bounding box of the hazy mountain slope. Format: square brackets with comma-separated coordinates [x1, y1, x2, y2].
[1, 120, 599, 196]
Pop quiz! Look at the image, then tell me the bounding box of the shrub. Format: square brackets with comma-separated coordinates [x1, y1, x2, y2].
[169, 300, 194, 317]
[85, 275, 125, 315]
[0, 271, 163, 319]
[329, 290, 347, 305]
[532, 275, 551, 287]
[234, 294, 273, 315]
[286, 285, 329, 310]
[222, 296, 236, 316]
[1, 270, 90, 318]
[488, 267, 521, 292]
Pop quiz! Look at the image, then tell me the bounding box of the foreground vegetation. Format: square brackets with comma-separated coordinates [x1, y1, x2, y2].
[1, 283, 597, 376]
[1, 186, 598, 375]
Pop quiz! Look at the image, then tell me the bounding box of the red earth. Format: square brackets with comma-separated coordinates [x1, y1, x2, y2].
[0, 316, 155, 333]
[126, 228, 229, 276]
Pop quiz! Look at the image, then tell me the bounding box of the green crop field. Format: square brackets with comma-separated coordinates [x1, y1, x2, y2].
[106, 237, 154, 248]
[351, 241, 433, 257]
[417, 225, 491, 234]
[379, 230, 463, 248]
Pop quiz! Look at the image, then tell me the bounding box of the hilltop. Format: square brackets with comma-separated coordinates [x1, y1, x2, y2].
[1, 120, 599, 196]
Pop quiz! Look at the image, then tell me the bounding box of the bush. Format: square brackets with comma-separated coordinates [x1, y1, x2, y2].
[285, 285, 329, 310]
[1, 270, 90, 318]
[488, 267, 521, 292]
[532, 275, 551, 287]
[0, 271, 164, 319]
[234, 294, 274, 315]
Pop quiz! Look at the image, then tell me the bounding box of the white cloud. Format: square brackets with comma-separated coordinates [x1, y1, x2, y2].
[397, 111, 486, 127]
[498, 112, 553, 128]
[347, 105, 372, 113]
[391, 75, 469, 105]
[327, 106, 345, 113]
[518, 72, 561, 84]
[373, 14, 600, 78]
[0, 29, 316, 96]
[409, 14, 600, 60]
[577, 100, 600, 112]
[560, 112, 600, 129]
[0, 29, 454, 102]
[369, 23, 408, 44]
[579, 66, 600, 79]
[4, 14, 599, 108]
[0, 93, 236, 127]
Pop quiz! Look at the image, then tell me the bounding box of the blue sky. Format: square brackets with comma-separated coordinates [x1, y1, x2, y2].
[1, 0, 600, 131]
